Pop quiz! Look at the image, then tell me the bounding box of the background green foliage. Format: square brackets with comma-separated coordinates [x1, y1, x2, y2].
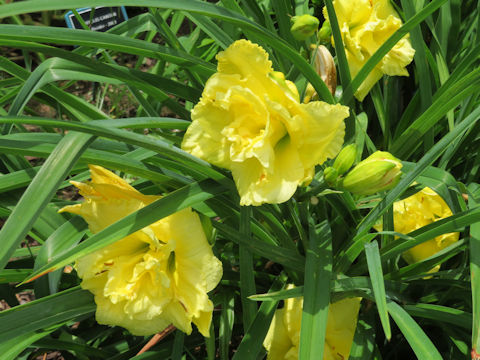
[0, 0, 479, 359]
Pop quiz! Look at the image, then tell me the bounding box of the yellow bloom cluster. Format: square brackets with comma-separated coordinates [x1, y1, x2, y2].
[60, 165, 222, 337]
[264, 285, 361, 360]
[324, 0, 415, 100]
[182, 40, 349, 206]
[392, 187, 459, 269]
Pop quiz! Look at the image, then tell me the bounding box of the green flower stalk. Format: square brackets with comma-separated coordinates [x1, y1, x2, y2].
[290, 14, 319, 41]
[340, 151, 402, 195]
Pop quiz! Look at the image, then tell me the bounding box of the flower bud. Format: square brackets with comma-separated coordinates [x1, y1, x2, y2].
[324, 166, 338, 187]
[313, 45, 337, 95]
[318, 20, 332, 44]
[333, 144, 357, 175]
[290, 14, 319, 41]
[340, 151, 402, 196]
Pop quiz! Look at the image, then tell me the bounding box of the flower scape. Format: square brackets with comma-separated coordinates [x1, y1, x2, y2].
[59, 165, 223, 336]
[182, 39, 349, 206]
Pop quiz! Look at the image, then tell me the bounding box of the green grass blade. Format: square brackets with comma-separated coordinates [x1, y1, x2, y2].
[31, 338, 114, 359]
[0, 132, 94, 271]
[212, 221, 305, 270]
[0, 138, 173, 185]
[33, 216, 87, 297]
[469, 184, 480, 355]
[0, 269, 31, 283]
[391, 67, 480, 158]
[403, 303, 471, 330]
[0, 330, 58, 360]
[0, 24, 215, 72]
[0, 116, 227, 183]
[232, 274, 285, 360]
[271, 0, 295, 47]
[183, 13, 233, 49]
[0, 286, 95, 342]
[401, 0, 434, 151]
[324, 0, 353, 105]
[299, 219, 332, 360]
[387, 301, 442, 359]
[219, 291, 235, 360]
[239, 206, 257, 331]
[0, 0, 334, 103]
[365, 241, 391, 340]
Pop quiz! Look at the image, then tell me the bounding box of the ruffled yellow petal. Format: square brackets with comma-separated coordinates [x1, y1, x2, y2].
[324, 0, 415, 101]
[330, 0, 372, 28]
[217, 39, 272, 78]
[292, 102, 348, 171]
[378, 187, 459, 270]
[60, 166, 222, 337]
[59, 165, 158, 233]
[181, 100, 231, 168]
[231, 136, 304, 206]
[182, 40, 349, 206]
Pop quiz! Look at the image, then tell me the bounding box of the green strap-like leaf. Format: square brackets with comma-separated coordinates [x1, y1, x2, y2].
[0, 132, 94, 271]
[0, 286, 95, 342]
[299, 220, 332, 360]
[387, 301, 443, 359]
[0, 0, 334, 103]
[365, 241, 391, 340]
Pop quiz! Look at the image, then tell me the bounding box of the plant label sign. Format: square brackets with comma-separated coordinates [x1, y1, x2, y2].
[64, 7, 128, 32]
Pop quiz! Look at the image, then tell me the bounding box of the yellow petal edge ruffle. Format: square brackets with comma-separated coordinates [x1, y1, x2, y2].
[324, 0, 415, 101]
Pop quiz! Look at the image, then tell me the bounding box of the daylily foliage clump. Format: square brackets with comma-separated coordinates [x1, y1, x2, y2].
[0, 0, 478, 359]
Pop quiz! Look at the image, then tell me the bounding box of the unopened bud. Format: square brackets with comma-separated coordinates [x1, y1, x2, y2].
[324, 166, 338, 187]
[340, 151, 403, 196]
[313, 45, 337, 95]
[318, 20, 331, 43]
[333, 144, 357, 175]
[290, 15, 319, 41]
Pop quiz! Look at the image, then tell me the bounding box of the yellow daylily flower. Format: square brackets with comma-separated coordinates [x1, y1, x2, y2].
[59, 165, 223, 337]
[390, 187, 459, 270]
[182, 40, 349, 206]
[324, 0, 415, 101]
[264, 285, 361, 360]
